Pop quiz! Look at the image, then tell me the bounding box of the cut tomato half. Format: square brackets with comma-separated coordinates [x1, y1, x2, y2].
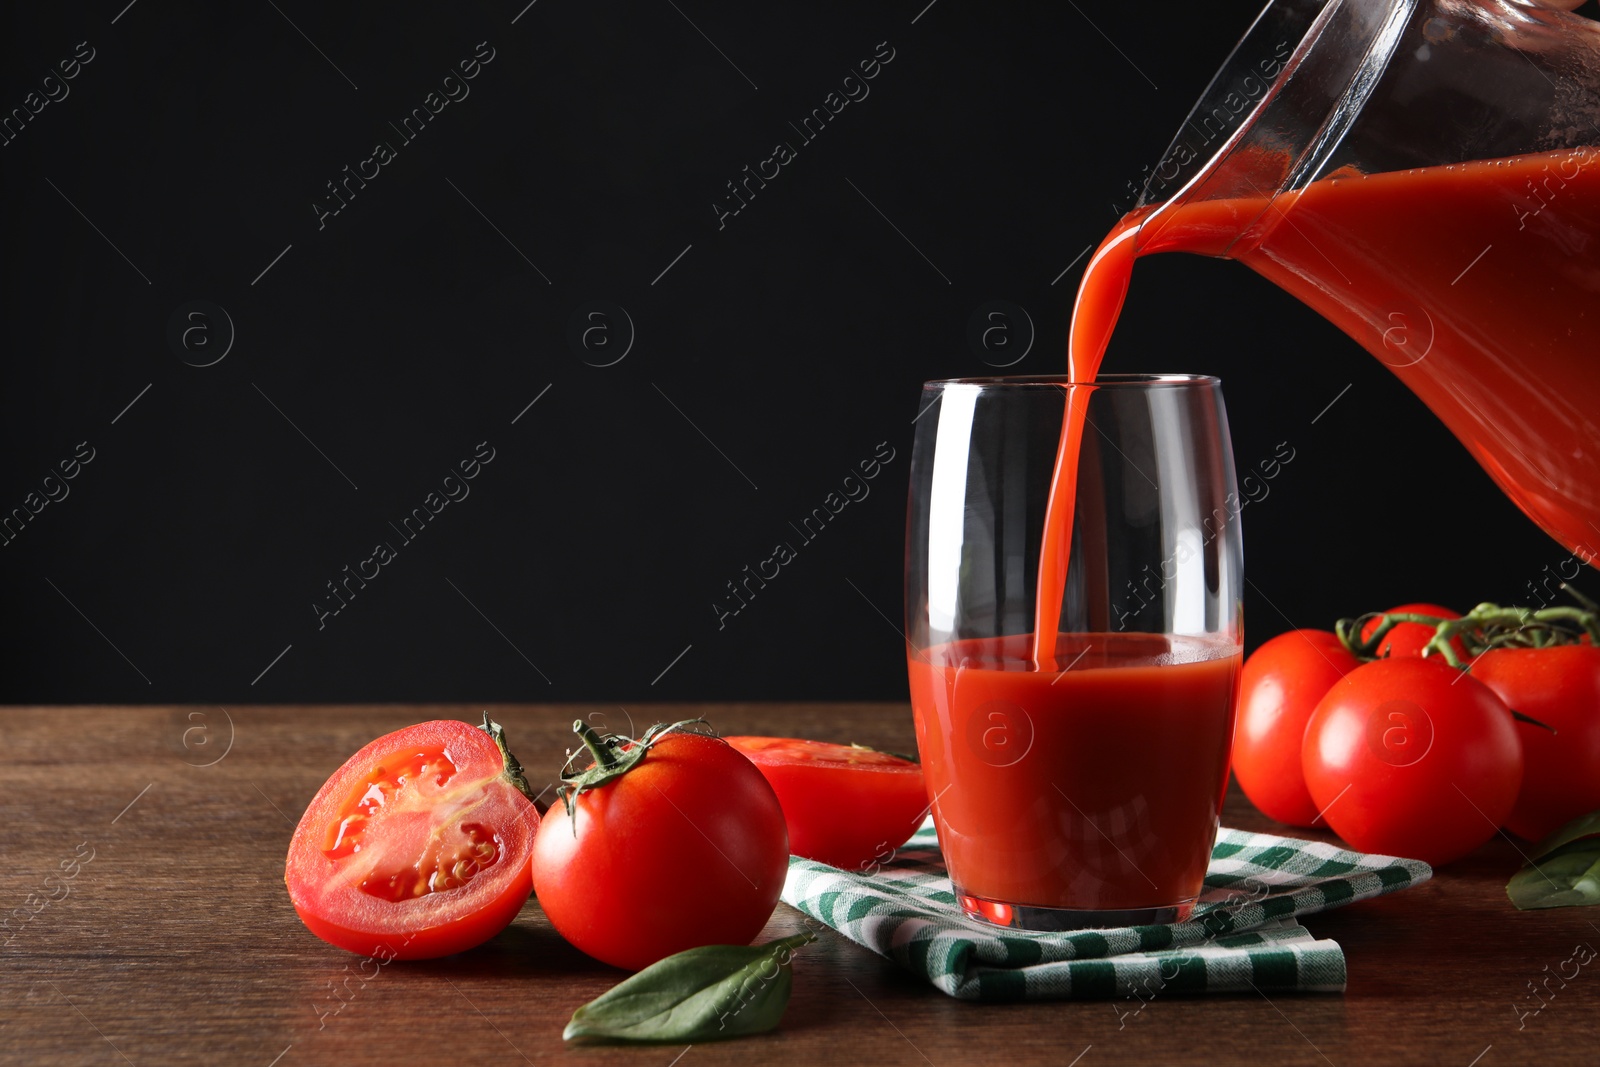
[725, 736, 927, 871]
[285, 717, 540, 960]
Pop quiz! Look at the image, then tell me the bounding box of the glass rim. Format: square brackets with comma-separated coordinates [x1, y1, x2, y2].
[922, 373, 1221, 389]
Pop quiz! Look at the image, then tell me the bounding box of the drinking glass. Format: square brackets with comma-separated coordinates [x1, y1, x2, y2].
[905, 375, 1244, 930]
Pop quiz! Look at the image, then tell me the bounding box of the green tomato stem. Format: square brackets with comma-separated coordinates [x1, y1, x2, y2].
[1336, 591, 1599, 668]
[480, 712, 539, 805]
[572, 718, 624, 771]
[555, 718, 712, 820]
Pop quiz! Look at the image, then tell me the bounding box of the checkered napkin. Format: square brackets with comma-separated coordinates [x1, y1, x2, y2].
[781, 820, 1431, 1001]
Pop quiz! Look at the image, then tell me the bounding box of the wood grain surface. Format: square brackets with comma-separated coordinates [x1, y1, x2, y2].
[3, 704, 1597, 1066]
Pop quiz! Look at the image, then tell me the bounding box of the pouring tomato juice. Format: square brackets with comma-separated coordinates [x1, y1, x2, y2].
[912, 147, 1600, 920]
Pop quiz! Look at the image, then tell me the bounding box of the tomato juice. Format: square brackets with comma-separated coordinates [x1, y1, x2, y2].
[909, 634, 1240, 916]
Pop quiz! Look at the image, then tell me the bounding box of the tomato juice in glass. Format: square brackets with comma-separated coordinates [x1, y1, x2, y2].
[909, 634, 1240, 919]
[904, 377, 1243, 929]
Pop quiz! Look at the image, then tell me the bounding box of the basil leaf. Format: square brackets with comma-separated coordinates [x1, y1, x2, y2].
[1528, 809, 1600, 863]
[1508, 840, 1600, 910]
[563, 933, 812, 1044]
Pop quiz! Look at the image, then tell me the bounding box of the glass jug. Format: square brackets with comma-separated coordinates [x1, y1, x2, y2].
[1124, 0, 1600, 562]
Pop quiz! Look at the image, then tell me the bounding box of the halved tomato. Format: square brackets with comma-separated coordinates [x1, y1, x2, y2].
[725, 737, 927, 871]
[285, 717, 540, 960]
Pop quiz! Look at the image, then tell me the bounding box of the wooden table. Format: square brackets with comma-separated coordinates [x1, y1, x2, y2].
[4, 705, 1596, 1066]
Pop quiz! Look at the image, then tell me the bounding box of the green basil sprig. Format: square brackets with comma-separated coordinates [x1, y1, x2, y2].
[1508, 810, 1600, 910]
[563, 932, 814, 1044]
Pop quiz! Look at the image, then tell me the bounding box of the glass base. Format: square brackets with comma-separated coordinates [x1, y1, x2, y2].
[953, 884, 1195, 931]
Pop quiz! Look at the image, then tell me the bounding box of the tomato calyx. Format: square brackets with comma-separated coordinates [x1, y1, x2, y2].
[477, 711, 540, 806]
[555, 718, 711, 819]
[1337, 585, 1600, 668]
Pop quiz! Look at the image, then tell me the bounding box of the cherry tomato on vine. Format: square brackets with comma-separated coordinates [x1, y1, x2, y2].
[1360, 602, 1463, 659]
[1471, 645, 1600, 841]
[285, 717, 541, 960]
[532, 722, 789, 972]
[724, 737, 927, 870]
[1232, 629, 1361, 826]
[1301, 657, 1522, 866]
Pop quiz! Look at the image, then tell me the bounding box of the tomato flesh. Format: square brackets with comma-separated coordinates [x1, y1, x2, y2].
[286, 720, 539, 960]
[318, 746, 506, 902]
[725, 737, 928, 870]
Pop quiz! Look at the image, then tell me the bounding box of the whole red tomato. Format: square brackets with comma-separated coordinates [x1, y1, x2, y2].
[725, 737, 927, 870]
[1470, 645, 1600, 841]
[1302, 657, 1522, 866]
[532, 722, 789, 972]
[285, 717, 541, 960]
[1233, 629, 1360, 826]
[1360, 602, 1463, 659]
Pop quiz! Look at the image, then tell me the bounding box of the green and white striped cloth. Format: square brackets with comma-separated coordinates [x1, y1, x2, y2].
[781, 820, 1431, 1001]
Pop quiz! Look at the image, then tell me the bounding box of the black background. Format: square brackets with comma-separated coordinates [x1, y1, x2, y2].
[1, 0, 1592, 705]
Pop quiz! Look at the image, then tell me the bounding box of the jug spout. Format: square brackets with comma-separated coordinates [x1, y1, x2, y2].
[1122, 0, 1600, 559]
[1135, 0, 1600, 254]
[1132, 0, 1412, 255]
